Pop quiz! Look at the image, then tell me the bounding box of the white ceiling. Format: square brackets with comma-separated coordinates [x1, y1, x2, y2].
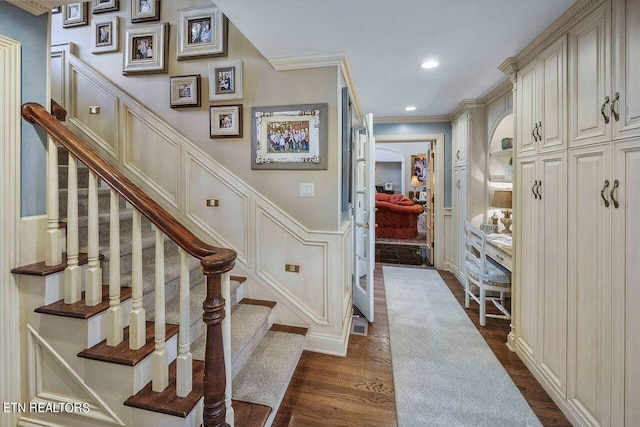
[213, 0, 575, 119]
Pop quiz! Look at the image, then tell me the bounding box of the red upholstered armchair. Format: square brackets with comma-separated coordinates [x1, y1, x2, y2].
[375, 193, 424, 239]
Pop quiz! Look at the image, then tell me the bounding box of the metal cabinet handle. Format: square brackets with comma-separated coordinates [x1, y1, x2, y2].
[456, 179, 461, 189]
[611, 92, 620, 122]
[601, 96, 611, 124]
[532, 180, 538, 199]
[456, 150, 461, 160]
[532, 123, 538, 142]
[537, 180, 542, 200]
[536, 121, 543, 140]
[600, 179, 610, 208]
[610, 179, 619, 209]
[495, 253, 504, 261]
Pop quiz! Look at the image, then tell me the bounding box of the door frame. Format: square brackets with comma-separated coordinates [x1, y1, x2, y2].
[374, 133, 445, 269]
[0, 34, 22, 426]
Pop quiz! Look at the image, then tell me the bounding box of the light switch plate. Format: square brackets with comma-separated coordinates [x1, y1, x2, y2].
[299, 183, 315, 197]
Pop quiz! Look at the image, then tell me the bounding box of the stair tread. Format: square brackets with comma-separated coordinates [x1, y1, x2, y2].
[78, 321, 179, 366]
[12, 252, 94, 277]
[269, 324, 308, 336]
[232, 400, 271, 427]
[35, 285, 132, 319]
[239, 298, 276, 309]
[231, 331, 305, 409]
[123, 359, 204, 418]
[230, 275, 247, 284]
[192, 303, 272, 368]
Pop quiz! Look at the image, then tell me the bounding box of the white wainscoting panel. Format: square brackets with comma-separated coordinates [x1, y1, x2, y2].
[123, 107, 179, 208]
[186, 156, 249, 265]
[443, 208, 453, 271]
[256, 208, 329, 325]
[69, 65, 118, 156]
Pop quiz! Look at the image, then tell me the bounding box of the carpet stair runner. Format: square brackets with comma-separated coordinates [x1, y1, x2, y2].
[13, 144, 307, 427]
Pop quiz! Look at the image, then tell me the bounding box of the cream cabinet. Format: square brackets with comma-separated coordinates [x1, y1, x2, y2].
[513, 2, 639, 425]
[514, 152, 567, 395]
[516, 36, 567, 158]
[451, 166, 467, 282]
[452, 113, 469, 166]
[569, 0, 640, 146]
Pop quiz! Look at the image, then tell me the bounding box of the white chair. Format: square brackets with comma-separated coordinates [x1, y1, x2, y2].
[464, 221, 511, 326]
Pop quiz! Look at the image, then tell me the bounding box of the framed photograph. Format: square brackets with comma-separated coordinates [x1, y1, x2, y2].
[207, 60, 242, 101]
[251, 104, 328, 170]
[63, 3, 89, 28]
[210, 105, 242, 138]
[123, 22, 168, 75]
[176, 5, 227, 60]
[92, 0, 118, 14]
[92, 17, 119, 54]
[411, 153, 428, 182]
[170, 75, 200, 108]
[52, 6, 61, 14]
[131, 0, 159, 23]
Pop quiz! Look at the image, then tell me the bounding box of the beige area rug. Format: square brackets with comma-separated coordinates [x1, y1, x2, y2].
[384, 266, 541, 427]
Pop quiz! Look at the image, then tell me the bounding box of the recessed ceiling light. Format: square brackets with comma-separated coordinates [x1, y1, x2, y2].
[405, 106, 416, 111]
[420, 60, 440, 69]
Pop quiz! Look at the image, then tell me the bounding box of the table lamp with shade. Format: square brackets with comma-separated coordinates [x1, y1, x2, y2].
[490, 190, 513, 234]
[410, 175, 420, 198]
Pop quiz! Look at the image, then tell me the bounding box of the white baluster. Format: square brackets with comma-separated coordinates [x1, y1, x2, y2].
[107, 190, 123, 346]
[45, 137, 62, 266]
[152, 229, 168, 392]
[85, 171, 102, 306]
[176, 248, 192, 397]
[222, 272, 234, 425]
[128, 209, 146, 350]
[64, 154, 81, 304]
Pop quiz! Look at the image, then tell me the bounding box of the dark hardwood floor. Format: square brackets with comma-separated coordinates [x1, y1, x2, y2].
[272, 265, 571, 427]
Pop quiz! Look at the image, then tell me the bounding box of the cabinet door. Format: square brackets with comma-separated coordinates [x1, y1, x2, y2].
[517, 60, 538, 157]
[567, 144, 611, 426]
[568, 2, 612, 147]
[611, 139, 640, 426]
[612, 0, 640, 140]
[540, 36, 567, 153]
[457, 167, 467, 277]
[451, 168, 460, 274]
[514, 157, 538, 362]
[536, 152, 568, 397]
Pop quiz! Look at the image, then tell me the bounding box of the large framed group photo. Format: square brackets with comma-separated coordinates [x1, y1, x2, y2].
[251, 104, 328, 170]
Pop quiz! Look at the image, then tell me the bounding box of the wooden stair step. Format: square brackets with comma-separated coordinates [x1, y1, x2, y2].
[269, 324, 308, 336]
[78, 321, 178, 366]
[232, 400, 271, 427]
[230, 275, 247, 284]
[239, 298, 276, 309]
[35, 285, 131, 319]
[12, 252, 98, 276]
[123, 359, 204, 418]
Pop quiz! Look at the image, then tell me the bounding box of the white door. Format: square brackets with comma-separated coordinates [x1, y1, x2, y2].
[353, 113, 375, 322]
[516, 59, 539, 157]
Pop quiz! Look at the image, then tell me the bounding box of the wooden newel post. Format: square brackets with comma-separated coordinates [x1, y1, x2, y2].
[201, 252, 235, 427]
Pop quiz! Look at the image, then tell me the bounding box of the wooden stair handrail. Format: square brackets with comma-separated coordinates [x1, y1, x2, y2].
[22, 102, 236, 272]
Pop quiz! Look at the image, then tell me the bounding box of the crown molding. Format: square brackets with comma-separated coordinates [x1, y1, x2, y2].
[269, 51, 348, 71]
[449, 98, 485, 120]
[374, 115, 451, 124]
[482, 78, 513, 106]
[499, 57, 519, 76]
[5, 0, 77, 15]
[514, 0, 604, 68]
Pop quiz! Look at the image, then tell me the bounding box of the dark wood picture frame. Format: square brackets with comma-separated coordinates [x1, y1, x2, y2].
[210, 104, 243, 139]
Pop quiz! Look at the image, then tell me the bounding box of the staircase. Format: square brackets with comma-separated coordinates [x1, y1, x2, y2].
[13, 104, 306, 427]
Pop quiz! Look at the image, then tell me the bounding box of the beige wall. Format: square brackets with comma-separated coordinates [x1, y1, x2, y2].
[51, 0, 340, 231]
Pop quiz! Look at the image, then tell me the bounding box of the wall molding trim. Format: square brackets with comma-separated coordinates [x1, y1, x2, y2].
[269, 51, 346, 71]
[5, 0, 59, 16]
[0, 34, 22, 427]
[374, 115, 451, 124]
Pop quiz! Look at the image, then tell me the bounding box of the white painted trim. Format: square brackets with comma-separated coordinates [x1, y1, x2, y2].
[0, 34, 22, 427]
[374, 133, 446, 269]
[374, 115, 451, 124]
[269, 51, 346, 71]
[5, 0, 60, 16]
